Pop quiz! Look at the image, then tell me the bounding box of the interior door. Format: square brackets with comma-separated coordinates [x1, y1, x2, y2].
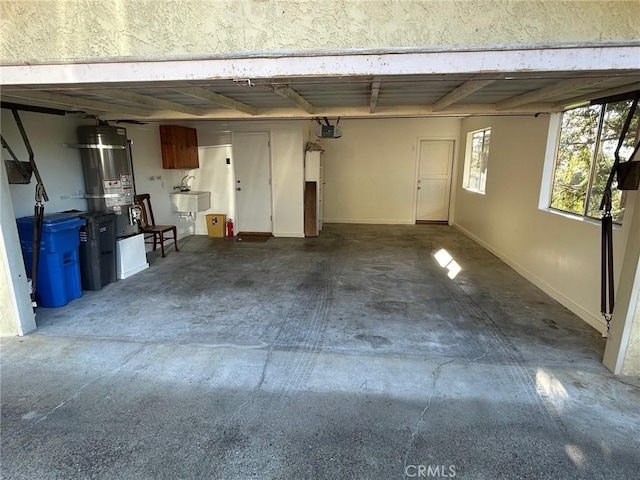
[233, 132, 272, 233]
[416, 140, 454, 222]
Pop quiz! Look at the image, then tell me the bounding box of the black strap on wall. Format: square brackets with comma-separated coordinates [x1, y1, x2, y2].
[3, 110, 49, 305]
[601, 212, 614, 326]
[598, 94, 639, 336]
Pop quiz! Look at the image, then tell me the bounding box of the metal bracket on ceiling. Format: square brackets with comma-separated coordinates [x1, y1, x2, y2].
[0, 101, 68, 116]
[233, 78, 253, 87]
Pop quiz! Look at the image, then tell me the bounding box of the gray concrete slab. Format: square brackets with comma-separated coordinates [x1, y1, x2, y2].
[1, 224, 639, 479]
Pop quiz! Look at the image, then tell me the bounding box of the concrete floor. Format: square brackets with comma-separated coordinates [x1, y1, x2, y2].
[1, 224, 639, 479]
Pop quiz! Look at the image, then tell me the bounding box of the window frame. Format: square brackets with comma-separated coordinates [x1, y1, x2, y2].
[547, 100, 638, 224]
[462, 127, 491, 195]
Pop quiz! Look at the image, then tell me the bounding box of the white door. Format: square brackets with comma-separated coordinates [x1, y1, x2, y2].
[416, 140, 454, 222]
[233, 132, 272, 233]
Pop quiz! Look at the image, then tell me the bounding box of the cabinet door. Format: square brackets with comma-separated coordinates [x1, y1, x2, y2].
[160, 125, 199, 169]
[305, 151, 320, 181]
[184, 127, 199, 169]
[160, 125, 179, 169]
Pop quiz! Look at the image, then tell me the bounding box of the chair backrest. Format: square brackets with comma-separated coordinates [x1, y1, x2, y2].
[135, 194, 156, 228]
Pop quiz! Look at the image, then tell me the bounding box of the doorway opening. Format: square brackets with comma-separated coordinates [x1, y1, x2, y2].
[232, 131, 273, 234]
[414, 139, 454, 224]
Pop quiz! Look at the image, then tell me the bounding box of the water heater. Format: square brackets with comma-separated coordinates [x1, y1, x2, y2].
[77, 125, 139, 238]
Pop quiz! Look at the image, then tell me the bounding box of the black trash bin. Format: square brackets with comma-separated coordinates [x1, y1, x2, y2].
[78, 212, 117, 291]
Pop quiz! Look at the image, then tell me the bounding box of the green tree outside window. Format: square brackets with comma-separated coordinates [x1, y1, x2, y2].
[551, 100, 639, 223]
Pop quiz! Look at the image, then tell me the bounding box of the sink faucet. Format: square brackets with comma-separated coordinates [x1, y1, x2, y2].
[180, 175, 195, 191]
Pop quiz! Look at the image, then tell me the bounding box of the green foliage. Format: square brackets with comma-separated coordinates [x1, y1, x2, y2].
[550, 105, 597, 215]
[467, 129, 490, 192]
[550, 100, 639, 223]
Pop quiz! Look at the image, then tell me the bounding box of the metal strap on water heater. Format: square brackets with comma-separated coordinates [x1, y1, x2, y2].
[85, 193, 134, 199]
[63, 143, 127, 150]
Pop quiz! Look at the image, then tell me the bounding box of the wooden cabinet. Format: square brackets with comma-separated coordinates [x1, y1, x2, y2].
[159, 125, 199, 169]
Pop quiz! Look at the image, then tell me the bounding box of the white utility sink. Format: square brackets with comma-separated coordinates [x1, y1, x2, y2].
[170, 191, 211, 212]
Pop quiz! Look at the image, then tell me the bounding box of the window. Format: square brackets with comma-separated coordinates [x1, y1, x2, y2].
[463, 128, 491, 194]
[550, 100, 639, 223]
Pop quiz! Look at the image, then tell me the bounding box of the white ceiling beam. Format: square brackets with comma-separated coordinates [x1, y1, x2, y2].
[99, 102, 558, 122]
[370, 78, 381, 113]
[89, 89, 206, 116]
[496, 78, 610, 110]
[552, 82, 640, 109]
[0, 90, 150, 116]
[271, 86, 315, 113]
[3, 46, 640, 85]
[432, 78, 496, 111]
[171, 87, 258, 115]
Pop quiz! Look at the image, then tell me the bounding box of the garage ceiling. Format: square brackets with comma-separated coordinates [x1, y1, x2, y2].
[2, 70, 640, 121]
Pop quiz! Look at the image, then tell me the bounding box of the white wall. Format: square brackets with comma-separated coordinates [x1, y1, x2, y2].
[187, 120, 306, 238]
[271, 130, 305, 237]
[602, 187, 640, 374]
[2, 109, 89, 218]
[321, 118, 461, 224]
[192, 145, 234, 236]
[622, 291, 640, 375]
[127, 124, 239, 240]
[453, 115, 633, 333]
[123, 123, 188, 237]
[0, 165, 35, 335]
[125, 120, 306, 238]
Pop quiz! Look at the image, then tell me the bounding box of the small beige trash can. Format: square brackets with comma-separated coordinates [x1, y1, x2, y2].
[206, 214, 226, 238]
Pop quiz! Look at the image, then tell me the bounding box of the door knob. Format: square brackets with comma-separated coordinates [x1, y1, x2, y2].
[237, 187, 242, 191]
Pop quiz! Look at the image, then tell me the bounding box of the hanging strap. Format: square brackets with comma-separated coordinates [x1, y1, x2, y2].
[11, 109, 48, 203]
[9, 109, 49, 305]
[598, 95, 639, 336]
[601, 210, 614, 334]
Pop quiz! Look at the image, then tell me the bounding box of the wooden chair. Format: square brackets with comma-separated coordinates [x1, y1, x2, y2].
[135, 193, 179, 258]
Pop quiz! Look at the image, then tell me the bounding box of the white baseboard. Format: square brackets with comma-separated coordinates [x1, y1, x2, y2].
[186, 231, 305, 238]
[324, 218, 415, 225]
[454, 224, 606, 334]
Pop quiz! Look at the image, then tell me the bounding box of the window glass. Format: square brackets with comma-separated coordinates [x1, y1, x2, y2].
[585, 101, 639, 222]
[550, 105, 599, 216]
[465, 129, 490, 194]
[550, 100, 639, 223]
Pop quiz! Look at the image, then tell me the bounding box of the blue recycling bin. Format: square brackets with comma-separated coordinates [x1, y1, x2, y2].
[16, 213, 86, 308]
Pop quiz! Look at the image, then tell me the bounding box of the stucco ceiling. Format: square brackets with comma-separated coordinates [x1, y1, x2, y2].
[2, 70, 640, 122]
